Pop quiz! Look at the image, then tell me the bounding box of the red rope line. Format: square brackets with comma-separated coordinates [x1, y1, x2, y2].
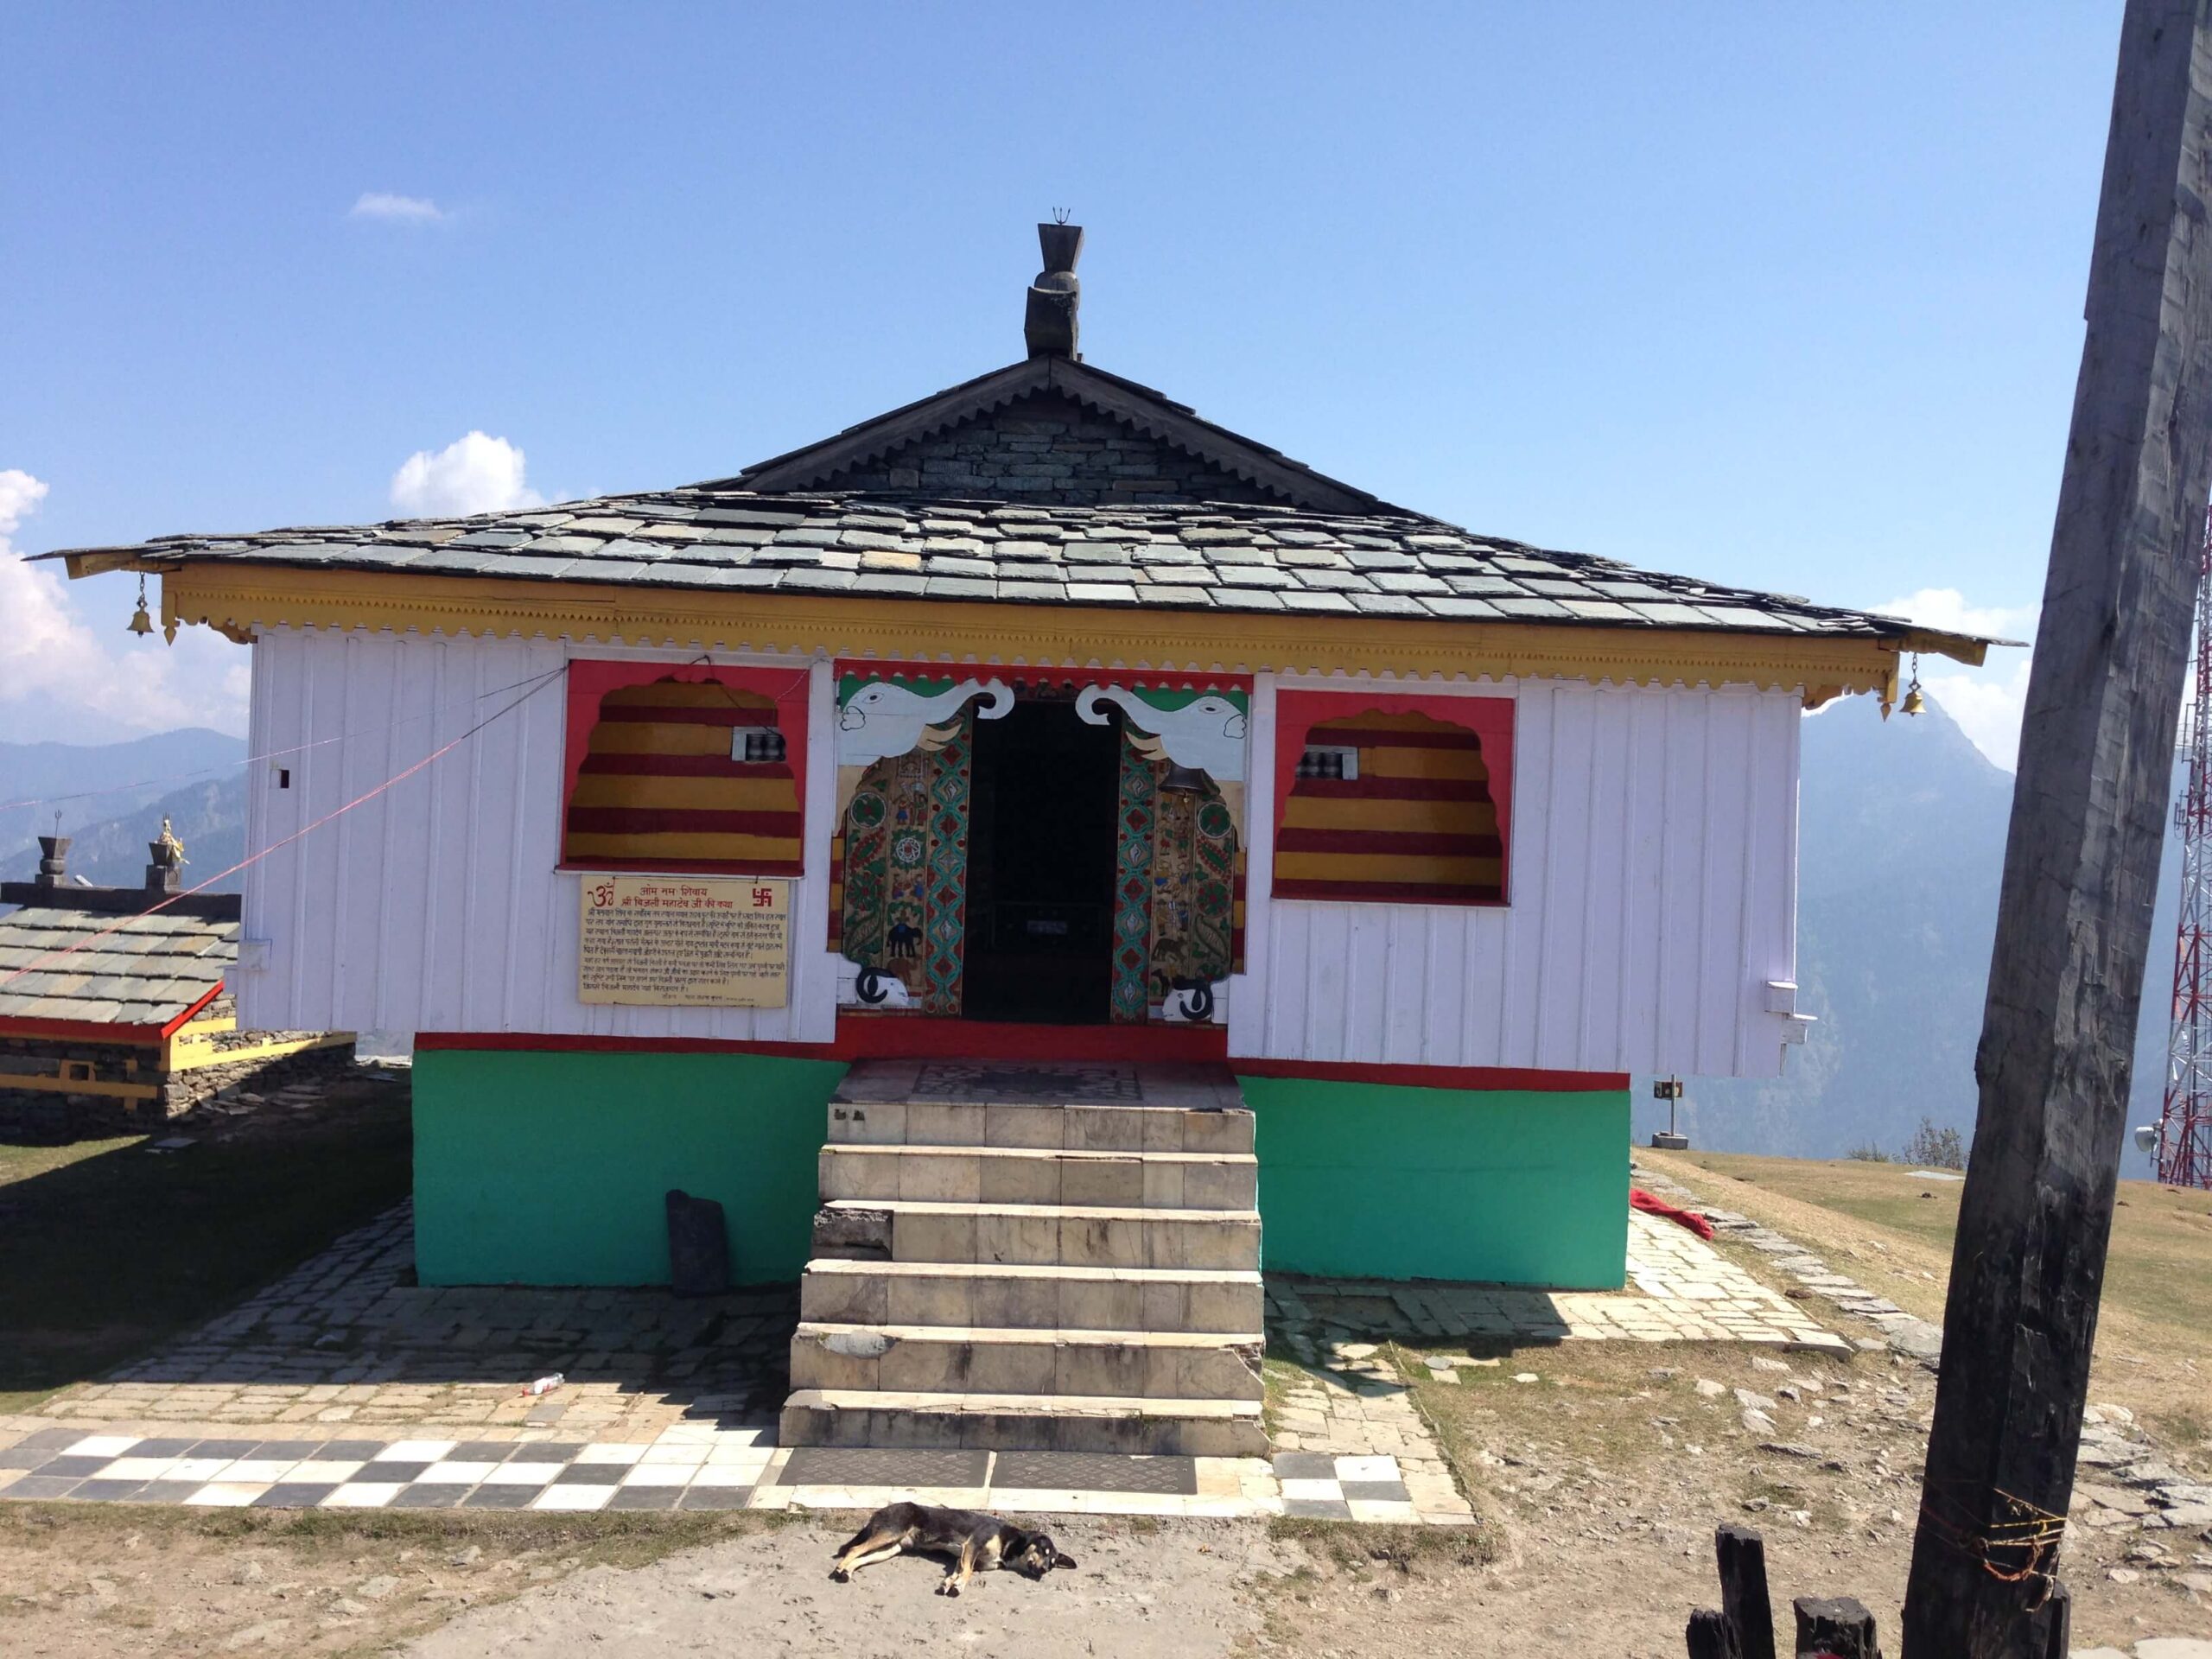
[0, 665, 568, 990]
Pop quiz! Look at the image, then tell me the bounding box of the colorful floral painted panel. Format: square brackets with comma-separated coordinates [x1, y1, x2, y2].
[836, 710, 976, 1013]
[1109, 729, 1241, 1024]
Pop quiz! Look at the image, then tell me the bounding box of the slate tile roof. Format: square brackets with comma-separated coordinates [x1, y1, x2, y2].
[66, 492, 1940, 644]
[0, 908, 233, 1027]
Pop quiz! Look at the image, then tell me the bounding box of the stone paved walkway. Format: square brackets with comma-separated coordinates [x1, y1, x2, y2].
[2, 1196, 1840, 1526]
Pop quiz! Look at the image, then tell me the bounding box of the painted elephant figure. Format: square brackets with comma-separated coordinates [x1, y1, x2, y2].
[837, 678, 1014, 768]
[1074, 686, 1248, 781]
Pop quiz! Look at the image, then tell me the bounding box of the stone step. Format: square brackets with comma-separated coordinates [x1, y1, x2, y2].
[828, 1098, 1254, 1156]
[800, 1258, 1265, 1332]
[779, 1388, 1268, 1457]
[790, 1321, 1265, 1402]
[819, 1143, 1258, 1210]
[814, 1198, 1262, 1271]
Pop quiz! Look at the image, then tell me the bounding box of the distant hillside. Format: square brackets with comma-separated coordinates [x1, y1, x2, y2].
[1656, 692, 2174, 1179]
[1, 730, 247, 893]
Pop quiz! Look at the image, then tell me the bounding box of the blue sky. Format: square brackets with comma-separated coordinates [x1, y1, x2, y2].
[1, 4, 2117, 760]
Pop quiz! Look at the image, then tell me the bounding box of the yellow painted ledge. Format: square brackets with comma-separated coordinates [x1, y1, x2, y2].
[143, 563, 1961, 708]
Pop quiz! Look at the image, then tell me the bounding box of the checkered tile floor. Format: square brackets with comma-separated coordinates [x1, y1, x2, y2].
[0, 1427, 1433, 1523]
[0, 1427, 772, 1513]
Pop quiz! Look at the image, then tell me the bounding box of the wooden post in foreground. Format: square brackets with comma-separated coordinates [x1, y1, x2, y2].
[1902, 2, 2212, 1653]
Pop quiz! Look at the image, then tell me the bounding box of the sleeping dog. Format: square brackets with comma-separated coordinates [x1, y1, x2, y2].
[829, 1501, 1078, 1597]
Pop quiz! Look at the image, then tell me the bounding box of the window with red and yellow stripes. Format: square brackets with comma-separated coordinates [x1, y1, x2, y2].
[1270, 693, 1513, 906]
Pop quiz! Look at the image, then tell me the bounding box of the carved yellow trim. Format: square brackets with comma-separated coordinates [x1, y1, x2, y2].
[151, 563, 1917, 708]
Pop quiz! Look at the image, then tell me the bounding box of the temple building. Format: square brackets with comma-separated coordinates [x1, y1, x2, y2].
[49, 228, 1993, 1452]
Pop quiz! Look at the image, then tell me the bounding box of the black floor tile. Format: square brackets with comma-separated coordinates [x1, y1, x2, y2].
[447, 1441, 524, 1463]
[29, 1457, 112, 1479]
[253, 1483, 340, 1509]
[678, 1485, 753, 1510]
[1269, 1452, 1338, 1480]
[461, 1484, 540, 1509]
[71, 1481, 147, 1502]
[776, 1446, 988, 1488]
[0, 1476, 82, 1501]
[991, 1452, 1197, 1496]
[606, 1486, 680, 1510]
[10, 1427, 92, 1453]
[0, 1446, 52, 1470]
[555, 1462, 632, 1484]
[250, 1440, 326, 1460]
[354, 1461, 433, 1484]
[317, 1440, 391, 1461]
[388, 1484, 472, 1509]
[126, 1439, 203, 1459]
[1281, 1497, 1355, 1521]
[190, 1440, 264, 1460]
[135, 1482, 206, 1503]
[510, 1441, 587, 1463]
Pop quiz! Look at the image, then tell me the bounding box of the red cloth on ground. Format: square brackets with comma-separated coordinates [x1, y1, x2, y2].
[1630, 1186, 1715, 1241]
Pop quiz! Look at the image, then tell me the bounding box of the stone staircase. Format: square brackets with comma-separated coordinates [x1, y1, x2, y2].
[779, 1063, 1267, 1457]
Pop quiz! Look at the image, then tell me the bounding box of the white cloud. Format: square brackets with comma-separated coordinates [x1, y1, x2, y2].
[351, 191, 446, 223]
[1871, 587, 2040, 772]
[0, 470, 250, 739]
[389, 431, 543, 518]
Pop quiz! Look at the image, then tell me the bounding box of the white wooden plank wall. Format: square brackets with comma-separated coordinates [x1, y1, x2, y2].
[237, 633, 1801, 1077]
[1229, 675, 1803, 1079]
[236, 629, 839, 1043]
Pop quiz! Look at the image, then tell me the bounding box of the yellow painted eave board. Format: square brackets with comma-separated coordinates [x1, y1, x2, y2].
[156, 561, 1921, 706]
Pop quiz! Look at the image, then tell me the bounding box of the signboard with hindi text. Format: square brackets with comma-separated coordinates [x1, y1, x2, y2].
[577, 874, 791, 1007]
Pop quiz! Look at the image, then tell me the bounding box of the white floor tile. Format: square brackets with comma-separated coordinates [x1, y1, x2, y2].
[576, 1443, 647, 1465]
[98, 1458, 180, 1482]
[1332, 1456, 1401, 1483]
[420, 1461, 498, 1485]
[620, 1463, 696, 1487]
[380, 1440, 457, 1463]
[185, 1483, 269, 1507]
[214, 1459, 300, 1484]
[286, 1460, 365, 1484]
[532, 1484, 615, 1511]
[321, 1482, 405, 1508]
[1280, 1478, 1344, 1502]
[64, 1436, 142, 1459]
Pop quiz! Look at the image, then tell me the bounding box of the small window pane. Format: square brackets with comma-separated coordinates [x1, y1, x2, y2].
[730, 726, 787, 764]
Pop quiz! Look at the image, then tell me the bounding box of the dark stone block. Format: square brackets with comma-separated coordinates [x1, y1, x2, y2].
[666, 1190, 729, 1298]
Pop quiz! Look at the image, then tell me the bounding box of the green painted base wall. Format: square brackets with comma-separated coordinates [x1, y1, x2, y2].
[1237, 1076, 1630, 1290]
[411, 1049, 847, 1287]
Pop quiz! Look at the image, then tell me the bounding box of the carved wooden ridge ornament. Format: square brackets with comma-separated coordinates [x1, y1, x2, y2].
[1024, 220, 1083, 360]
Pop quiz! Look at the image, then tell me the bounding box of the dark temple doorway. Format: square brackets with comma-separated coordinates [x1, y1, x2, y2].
[963, 697, 1122, 1023]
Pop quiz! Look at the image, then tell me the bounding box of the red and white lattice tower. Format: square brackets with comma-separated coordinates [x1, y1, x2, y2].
[2160, 506, 2212, 1189]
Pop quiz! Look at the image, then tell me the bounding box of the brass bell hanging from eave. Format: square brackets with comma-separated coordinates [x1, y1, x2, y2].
[1899, 653, 1926, 717]
[125, 573, 155, 637]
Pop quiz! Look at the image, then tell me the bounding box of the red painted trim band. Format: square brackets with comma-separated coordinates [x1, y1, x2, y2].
[554, 858, 805, 877]
[158, 983, 227, 1039]
[1230, 1058, 1628, 1093]
[0, 1016, 167, 1046]
[416, 1018, 1230, 1065]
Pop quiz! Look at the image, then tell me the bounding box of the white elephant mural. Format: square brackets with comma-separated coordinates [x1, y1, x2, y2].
[1073, 686, 1248, 781]
[837, 677, 1014, 769]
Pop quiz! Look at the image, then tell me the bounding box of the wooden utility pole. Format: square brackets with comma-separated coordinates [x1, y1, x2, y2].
[1903, 3, 2212, 1653]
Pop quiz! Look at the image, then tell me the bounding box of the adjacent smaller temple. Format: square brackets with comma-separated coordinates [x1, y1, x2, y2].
[0, 835, 351, 1140]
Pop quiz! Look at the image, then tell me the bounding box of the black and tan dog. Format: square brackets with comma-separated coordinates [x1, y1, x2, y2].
[829, 1501, 1078, 1597]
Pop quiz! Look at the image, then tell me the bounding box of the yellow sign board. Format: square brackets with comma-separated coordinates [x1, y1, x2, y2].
[577, 874, 791, 1007]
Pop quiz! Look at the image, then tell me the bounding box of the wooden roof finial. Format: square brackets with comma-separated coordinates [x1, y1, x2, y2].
[1024, 219, 1083, 359]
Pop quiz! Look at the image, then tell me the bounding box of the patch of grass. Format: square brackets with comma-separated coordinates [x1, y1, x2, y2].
[1646, 1147, 2212, 1459]
[1268, 1516, 1497, 1572]
[0, 1500, 793, 1560]
[0, 1097, 412, 1402]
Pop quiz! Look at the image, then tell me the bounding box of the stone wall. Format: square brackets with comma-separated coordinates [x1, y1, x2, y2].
[824, 391, 1292, 506]
[0, 1025, 356, 1143]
